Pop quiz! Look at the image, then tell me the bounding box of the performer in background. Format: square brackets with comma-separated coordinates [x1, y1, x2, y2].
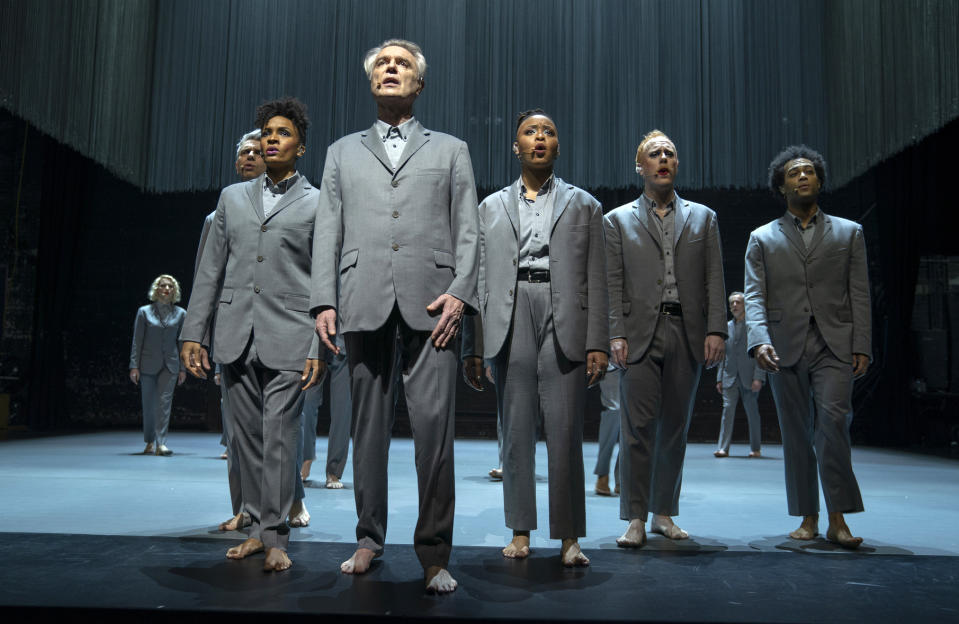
[594, 367, 621, 495]
[714, 291, 766, 458]
[312, 39, 478, 593]
[462, 109, 608, 567]
[745, 145, 870, 548]
[129, 275, 187, 455]
[181, 97, 324, 572]
[605, 130, 726, 548]
[299, 333, 352, 490]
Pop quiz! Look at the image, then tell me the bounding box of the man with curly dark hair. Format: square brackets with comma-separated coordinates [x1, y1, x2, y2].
[182, 97, 325, 571]
[745, 145, 871, 548]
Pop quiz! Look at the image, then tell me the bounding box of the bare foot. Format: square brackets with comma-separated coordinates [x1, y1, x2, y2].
[650, 514, 689, 540]
[288, 499, 310, 527]
[218, 511, 251, 532]
[789, 514, 820, 540]
[502, 532, 530, 559]
[748, 450, 762, 458]
[425, 566, 457, 593]
[594, 474, 612, 496]
[263, 547, 292, 572]
[143, 443, 154, 455]
[226, 537, 264, 560]
[826, 513, 863, 549]
[325, 473, 344, 489]
[219, 450, 228, 460]
[714, 449, 728, 458]
[488, 468, 503, 481]
[616, 519, 647, 548]
[341, 547, 378, 574]
[561, 539, 590, 567]
[301, 459, 313, 481]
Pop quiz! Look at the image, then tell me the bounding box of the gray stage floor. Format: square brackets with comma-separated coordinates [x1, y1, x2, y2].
[1, 431, 957, 557]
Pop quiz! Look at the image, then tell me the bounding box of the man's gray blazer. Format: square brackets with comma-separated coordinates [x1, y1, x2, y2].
[182, 174, 319, 370]
[604, 193, 727, 362]
[716, 319, 766, 388]
[744, 211, 871, 367]
[464, 177, 609, 361]
[310, 120, 479, 329]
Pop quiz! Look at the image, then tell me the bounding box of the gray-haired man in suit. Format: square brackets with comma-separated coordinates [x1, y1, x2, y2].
[745, 145, 870, 548]
[311, 39, 478, 593]
[182, 98, 324, 572]
[714, 291, 766, 458]
[605, 130, 727, 548]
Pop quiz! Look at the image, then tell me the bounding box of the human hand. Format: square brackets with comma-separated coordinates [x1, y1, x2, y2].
[610, 339, 629, 369]
[180, 342, 211, 379]
[751, 379, 762, 393]
[704, 335, 725, 369]
[426, 294, 465, 349]
[755, 344, 780, 373]
[301, 359, 327, 390]
[315, 309, 339, 355]
[177, 371, 187, 386]
[852, 353, 869, 378]
[463, 356, 485, 391]
[586, 351, 609, 387]
[129, 368, 140, 385]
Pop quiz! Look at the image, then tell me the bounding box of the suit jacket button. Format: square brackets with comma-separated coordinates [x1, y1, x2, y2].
[254, 286, 261, 293]
[508, 289, 513, 297]
[392, 243, 399, 251]
[261, 225, 268, 232]
[657, 279, 662, 285]
[257, 256, 264, 262]
[392, 210, 399, 218]
[512, 259, 517, 266]
[391, 180, 399, 188]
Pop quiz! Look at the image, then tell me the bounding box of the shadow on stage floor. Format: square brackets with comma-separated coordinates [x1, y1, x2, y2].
[1, 531, 957, 623]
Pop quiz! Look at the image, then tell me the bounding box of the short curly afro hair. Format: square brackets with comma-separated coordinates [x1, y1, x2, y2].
[767, 145, 827, 198]
[255, 96, 310, 145]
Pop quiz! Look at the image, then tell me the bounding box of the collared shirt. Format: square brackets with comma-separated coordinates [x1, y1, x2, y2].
[517, 175, 555, 272]
[791, 209, 818, 250]
[642, 193, 680, 304]
[263, 172, 300, 219]
[375, 117, 416, 169]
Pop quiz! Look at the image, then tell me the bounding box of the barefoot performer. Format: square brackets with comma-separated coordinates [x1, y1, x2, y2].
[605, 130, 727, 548]
[462, 109, 608, 566]
[311, 39, 479, 593]
[181, 98, 325, 571]
[745, 145, 870, 548]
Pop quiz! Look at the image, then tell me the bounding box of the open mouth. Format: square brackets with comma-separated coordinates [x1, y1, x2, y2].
[657, 168, 670, 176]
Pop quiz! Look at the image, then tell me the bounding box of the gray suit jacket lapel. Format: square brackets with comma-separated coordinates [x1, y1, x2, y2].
[549, 177, 574, 234]
[777, 215, 807, 258]
[805, 212, 831, 256]
[360, 125, 393, 174]
[246, 176, 266, 223]
[394, 121, 430, 176]
[632, 199, 662, 253]
[673, 194, 690, 246]
[264, 176, 309, 223]
[502, 179, 520, 236]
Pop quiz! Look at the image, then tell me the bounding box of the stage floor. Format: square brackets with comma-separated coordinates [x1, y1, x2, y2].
[1, 432, 958, 622]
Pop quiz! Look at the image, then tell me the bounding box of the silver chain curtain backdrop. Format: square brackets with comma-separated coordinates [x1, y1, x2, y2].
[1, 0, 957, 193]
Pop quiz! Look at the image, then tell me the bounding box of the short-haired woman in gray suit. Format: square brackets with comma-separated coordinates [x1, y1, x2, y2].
[129, 274, 187, 455]
[463, 110, 609, 566]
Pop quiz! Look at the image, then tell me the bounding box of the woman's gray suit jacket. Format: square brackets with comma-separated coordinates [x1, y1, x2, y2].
[181, 174, 320, 371]
[129, 304, 186, 374]
[465, 177, 609, 361]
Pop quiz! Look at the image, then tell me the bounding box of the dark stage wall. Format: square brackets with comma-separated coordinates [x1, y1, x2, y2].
[3, 107, 958, 446]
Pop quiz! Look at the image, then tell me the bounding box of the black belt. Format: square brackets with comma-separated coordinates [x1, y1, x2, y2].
[660, 302, 683, 317]
[517, 268, 550, 283]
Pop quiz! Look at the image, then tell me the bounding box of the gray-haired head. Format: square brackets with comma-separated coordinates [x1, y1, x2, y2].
[363, 39, 427, 80]
[235, 129, 261, 158]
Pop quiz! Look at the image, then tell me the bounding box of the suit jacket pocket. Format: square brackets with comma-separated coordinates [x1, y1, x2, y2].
[434, 249, 455, 269]
[219, 288, 234, 303]
[767, 309, 783, 322]
[340, 248, 359, 273]
[284, 294, 311, 313]
[418, 168, 447, 177]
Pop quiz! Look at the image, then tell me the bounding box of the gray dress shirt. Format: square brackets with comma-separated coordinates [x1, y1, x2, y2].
[642, 194, 680, 304]
[517, 176, 555, 272]
[792, 210, 818, 249]
[263, 172, 301, 218]
[375, 118, 416, 169]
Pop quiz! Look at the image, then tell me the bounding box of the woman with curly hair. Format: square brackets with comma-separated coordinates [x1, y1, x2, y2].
[129, 274, 187, 455]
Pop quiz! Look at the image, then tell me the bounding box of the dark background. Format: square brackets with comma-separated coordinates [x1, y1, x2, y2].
[1, 0, 958, 448]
